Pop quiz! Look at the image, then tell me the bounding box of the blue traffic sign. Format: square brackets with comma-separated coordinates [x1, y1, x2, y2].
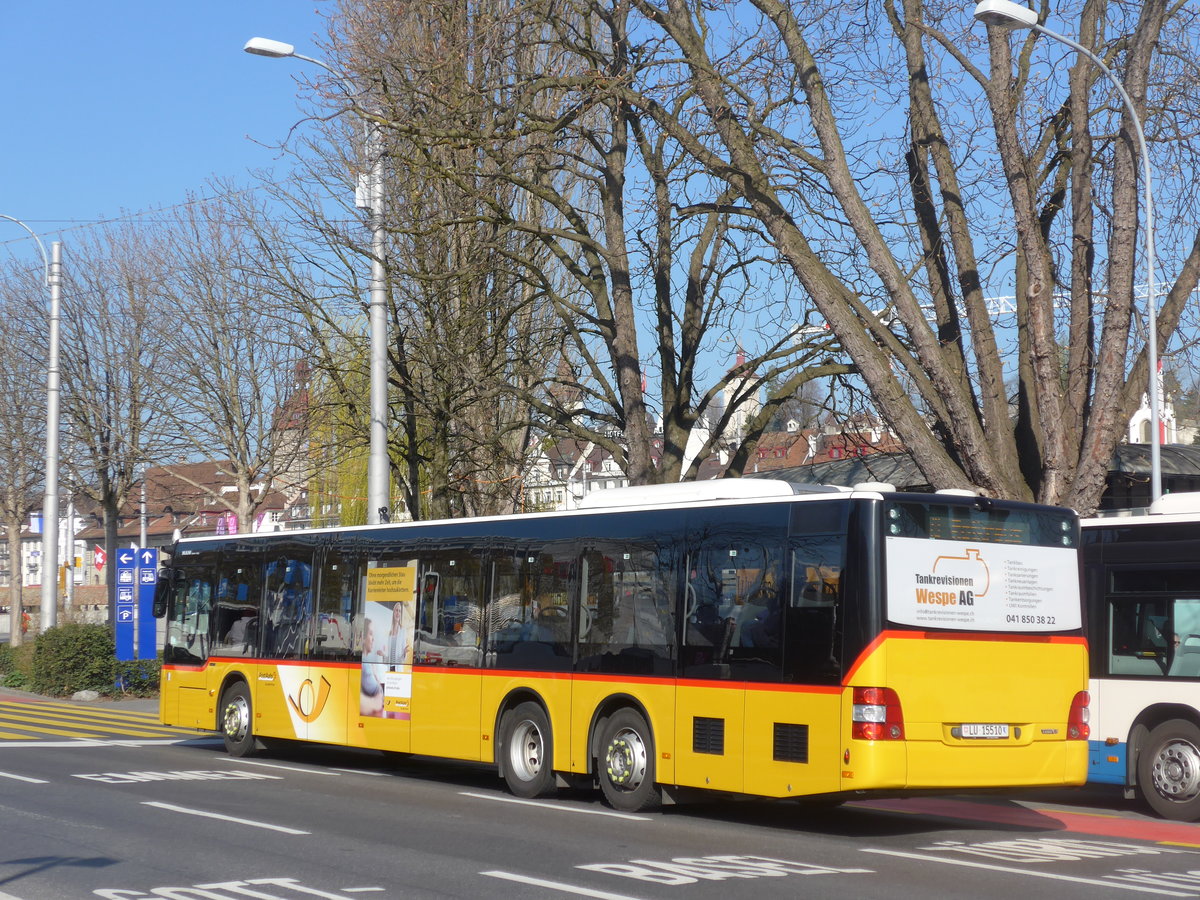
[114, 548, 158, 661]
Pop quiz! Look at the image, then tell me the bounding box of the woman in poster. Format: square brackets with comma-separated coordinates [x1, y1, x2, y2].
[359, 617, 386, 716]
[386, 600, 413, 669]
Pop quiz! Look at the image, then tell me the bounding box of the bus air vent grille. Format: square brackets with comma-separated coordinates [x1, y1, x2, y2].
[773, 722, 809, 763]
[693, 716, 725, 755]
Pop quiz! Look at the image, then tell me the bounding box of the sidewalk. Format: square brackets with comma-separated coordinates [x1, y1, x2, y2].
[0, 684, 160, 714]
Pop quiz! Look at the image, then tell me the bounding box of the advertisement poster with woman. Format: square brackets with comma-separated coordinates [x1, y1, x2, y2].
[360, 566, 416, 718]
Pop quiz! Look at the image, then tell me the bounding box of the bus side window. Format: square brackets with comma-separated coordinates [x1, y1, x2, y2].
[488, 549, 573, 672]
[1108, 600, 1170, 676]
[414, 554, 483, 667]
[578, 546, 675, 676]
[262, 555, 313, 660]
[783, 536, 844, 684]
[313, 551, 356, 661]
[1166, 599, 1200, 678]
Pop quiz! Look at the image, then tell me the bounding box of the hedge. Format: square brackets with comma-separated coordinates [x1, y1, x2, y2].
[25, 624, 161, 698]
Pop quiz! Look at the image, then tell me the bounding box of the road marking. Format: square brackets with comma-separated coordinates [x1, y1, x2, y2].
[0, 713, 169, 739]
[0, 738, 205, 749]
[861, 848, 1193, 896]
[859, 796, 1200, 847]
[0, 729, 47, 740]
[215, 758, 341, 776]
[141, 801, 310, 834]
[330, 767, 389, 776]
[0, 770, 48, 783]
[0, 700, 166, 723]
[482, 870, 647, 899]
[460, 791, 651, 821]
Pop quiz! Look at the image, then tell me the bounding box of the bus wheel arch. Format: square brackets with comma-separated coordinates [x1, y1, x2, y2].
[496, 693, 555, 798]
[1129, 704, 1200, 794]
[592, 699, 662, 813]
[1135, 715, 1200, 821]
[217, 677, 258, 758]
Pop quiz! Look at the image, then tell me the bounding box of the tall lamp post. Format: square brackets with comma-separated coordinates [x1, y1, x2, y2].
[973, 0, 1162, 503]
[0, 215, 62, 630]
[243, 37, 391, 524]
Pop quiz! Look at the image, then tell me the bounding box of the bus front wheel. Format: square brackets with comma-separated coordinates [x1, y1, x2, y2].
[598, 709, 661, 813]
[1137, 719, 1200, 821]
[220, 683, 257, 758]
[501, 701, 555, 798]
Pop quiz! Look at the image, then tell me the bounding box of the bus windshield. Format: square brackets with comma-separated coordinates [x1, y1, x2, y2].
[884, 500, 1080, 633]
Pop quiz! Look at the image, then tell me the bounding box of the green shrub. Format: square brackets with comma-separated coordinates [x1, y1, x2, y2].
[0, 642, 35, 689]
[31, 624, 116, 696]
[113, 657, 161, 697]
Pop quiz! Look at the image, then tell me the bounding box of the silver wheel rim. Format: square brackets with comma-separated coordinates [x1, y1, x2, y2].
[508, 718, 544, 783]
[605, 726, 648, 792]
[1151, 738, 1200, 803]
[223, 694, 250, 744]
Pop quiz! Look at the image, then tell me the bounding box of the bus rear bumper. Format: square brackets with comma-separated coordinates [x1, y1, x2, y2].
[915, 741, 1088, 788]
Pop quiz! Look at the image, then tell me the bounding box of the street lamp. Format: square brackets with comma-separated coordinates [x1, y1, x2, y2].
[244, 37, 391, 524]
[973, 0, 1162, 503]
[0, 215, 62, 630]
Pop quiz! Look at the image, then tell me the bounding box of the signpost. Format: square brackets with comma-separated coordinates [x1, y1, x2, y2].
[115, 547, 157, 661]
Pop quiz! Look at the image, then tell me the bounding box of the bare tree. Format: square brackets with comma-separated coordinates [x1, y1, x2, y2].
[154, 195, 313, 533]
[235, 49, 570, 520]
[327, 0, 847, 487]
[0, 259, 48, 644]
[608, 0, 1200, 511]
[59, 223, 174, 620]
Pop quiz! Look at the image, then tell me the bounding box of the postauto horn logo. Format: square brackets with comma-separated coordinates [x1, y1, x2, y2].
[287, 675, 333, 723]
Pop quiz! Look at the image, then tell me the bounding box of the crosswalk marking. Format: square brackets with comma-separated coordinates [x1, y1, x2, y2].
[0, 704, 185, 735]
[0, 699, 198, 743]
[4, 700, 164, 723]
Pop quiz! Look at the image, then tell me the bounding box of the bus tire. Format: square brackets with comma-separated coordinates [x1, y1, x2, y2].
[501, 701, 555, 798]
[1136, 719, 1200, 820]
[598, 708, 661, 813]
[220, 682, 257, 758]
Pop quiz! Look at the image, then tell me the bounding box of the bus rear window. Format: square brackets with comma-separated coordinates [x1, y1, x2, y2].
[884, 500, 1081, 633]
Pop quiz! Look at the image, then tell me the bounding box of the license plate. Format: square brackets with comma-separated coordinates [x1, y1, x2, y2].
[961, 723, 1009, 739]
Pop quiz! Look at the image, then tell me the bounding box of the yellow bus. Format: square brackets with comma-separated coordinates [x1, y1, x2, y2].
[155, 479, 1088, 811]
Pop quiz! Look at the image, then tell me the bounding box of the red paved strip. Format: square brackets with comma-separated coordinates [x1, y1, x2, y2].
[856, 796, 1200, 845]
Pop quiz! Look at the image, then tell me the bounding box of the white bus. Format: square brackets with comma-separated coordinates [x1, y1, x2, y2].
[1082, 493, 1200, 820]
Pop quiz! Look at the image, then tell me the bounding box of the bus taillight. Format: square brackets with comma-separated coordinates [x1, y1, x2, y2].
[852, 687, 904, 740]
[1067, 691, 1090, 740]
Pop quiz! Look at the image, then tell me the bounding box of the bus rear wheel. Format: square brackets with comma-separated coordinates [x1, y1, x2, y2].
[1137, 719, 1200, 820]
[501, 701, 555, 798]
[220, 683, 257, 758]
[598, 709, 661, 813]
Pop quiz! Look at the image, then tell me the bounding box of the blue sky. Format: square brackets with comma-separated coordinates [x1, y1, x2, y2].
[1, 1, 330, 265]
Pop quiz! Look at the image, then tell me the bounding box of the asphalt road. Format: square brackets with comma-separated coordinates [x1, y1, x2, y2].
[1, 692, 1198, 899]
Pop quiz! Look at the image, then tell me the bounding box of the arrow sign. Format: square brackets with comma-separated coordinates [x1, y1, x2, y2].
[116, 547, 158, 662]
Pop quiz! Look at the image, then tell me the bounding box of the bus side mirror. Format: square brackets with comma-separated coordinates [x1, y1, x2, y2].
[152, 571, 175, 618]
